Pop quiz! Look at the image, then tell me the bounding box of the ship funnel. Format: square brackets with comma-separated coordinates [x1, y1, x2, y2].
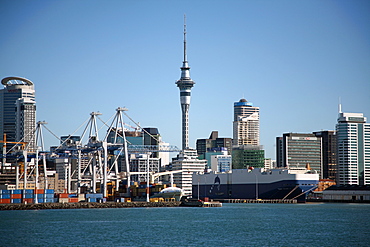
[306, 163, 311, 170]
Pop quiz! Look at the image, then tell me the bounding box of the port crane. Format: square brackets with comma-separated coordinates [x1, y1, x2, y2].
[53, 107, 181, 199]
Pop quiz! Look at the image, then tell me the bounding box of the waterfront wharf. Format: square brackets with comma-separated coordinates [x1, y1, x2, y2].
[0, 201, 181, 211]
[219, 199, 297, 204]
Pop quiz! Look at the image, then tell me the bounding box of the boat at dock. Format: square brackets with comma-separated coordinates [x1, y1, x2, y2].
[150, 187, 184, 201]
[192, 167, 319, 203]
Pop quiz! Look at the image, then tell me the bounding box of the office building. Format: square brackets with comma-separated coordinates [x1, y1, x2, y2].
[0, 77, 36, 154]
[314, 130, 337, 180]
[196, 131, 232, 158]
[233, 98, 260, 146]
[172, 149, 207, 196]
[232, 145, 265, 169]
[204, 147, 231, 172]
[336, 112, 370, 185]
[279, 133, 322, 177]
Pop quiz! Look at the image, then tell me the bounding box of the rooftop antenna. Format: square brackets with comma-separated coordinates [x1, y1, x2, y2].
[183, 14, 187, 62]
[338, 97, 342, 113]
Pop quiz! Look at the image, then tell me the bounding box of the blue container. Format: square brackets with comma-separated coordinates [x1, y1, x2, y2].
[37, 194, 44, 199]
[86, 194, 103, 199]
[68, 194, 77, 198]
[1, 194, 10, 199]
[45, 189, 54, 194]
[45, 198, 54, 203]
[45, 193, 54, 199]
[25, 194, 33, 199]
[88, 198, 97, 203]
[36, 198, 44, 203]
[11, 190, 22, 194]
[12, 199, 22, 203]
[1, 190, 11, 194]
[25, 189, 34, 194]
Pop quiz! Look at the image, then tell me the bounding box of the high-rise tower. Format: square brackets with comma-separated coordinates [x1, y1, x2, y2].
[336, 111, 370, 185]
[233, 98, 260, 146]
[0, 76, 36, 153]
[176, 16, 195, 150]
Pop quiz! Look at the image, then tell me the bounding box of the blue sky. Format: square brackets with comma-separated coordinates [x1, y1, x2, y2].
[1, 0, 369, 159]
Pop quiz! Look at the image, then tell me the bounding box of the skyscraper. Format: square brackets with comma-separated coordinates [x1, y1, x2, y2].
[233, 98, 260, 146]
[0, 77, 36, 153]
[280, 133, 322, 176]
[176, 16, 195, 150]
[314, 130, 337, 180]
[336, 112, 370, 185]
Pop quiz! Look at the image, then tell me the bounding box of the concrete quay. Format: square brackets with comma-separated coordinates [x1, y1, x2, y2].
[219, 199, 297, 203]
[0, 201, 181, 210]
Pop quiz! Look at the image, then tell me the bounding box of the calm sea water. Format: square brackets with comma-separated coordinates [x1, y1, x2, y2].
[0, 203, 369, 247]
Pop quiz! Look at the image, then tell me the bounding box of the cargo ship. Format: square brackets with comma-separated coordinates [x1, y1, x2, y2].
[192, 167, 319, 202]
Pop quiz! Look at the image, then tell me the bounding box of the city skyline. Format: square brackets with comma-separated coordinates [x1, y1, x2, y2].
[1, 1, 369, 159]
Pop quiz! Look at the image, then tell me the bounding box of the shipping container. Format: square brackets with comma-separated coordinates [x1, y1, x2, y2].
[58, 198, 69, 203]
[11, 194, 22, 199]
[1, 194, 11, 199]
[11, 190, 22, 194]
[11, 198, 22, 203]
[45, 189, 54, 194]
[24, 189, 34, 194]
[68, 194, 77, 198]
[36, 198, 45, 203]
[0, 199, 11, 204]
[45, 198, 54, 203]
[35, 189, 44, 194]
[68, 198, 78, 203]
[1, 190, 11, 194]
[24, 194, 33, 199]
[45, 193, 54, 199]
[87, 198, 97, 202]
[85, 193, 103, 199]
[37, 194, 44, 199]
[23, 198, 33, 203]
[58, 193, 69, 198]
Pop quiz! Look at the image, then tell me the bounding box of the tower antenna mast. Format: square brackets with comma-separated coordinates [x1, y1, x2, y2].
[176, 15, 195, 150]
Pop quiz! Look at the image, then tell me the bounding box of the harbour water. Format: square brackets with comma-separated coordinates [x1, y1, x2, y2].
[0, 203, 369, 246]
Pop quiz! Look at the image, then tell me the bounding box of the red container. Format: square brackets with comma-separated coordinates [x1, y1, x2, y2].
[58, 193, 69, 198]
[68, 198, 78, 203]
[0, 199, 11, 204]
[11, 194, 22, 199]
[23, 198, 34, 204]
[35, 189, 44, 194]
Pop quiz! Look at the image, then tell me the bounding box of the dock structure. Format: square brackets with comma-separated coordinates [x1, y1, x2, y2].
[219, 199, 297, 204]
[203, 201, 222, 207]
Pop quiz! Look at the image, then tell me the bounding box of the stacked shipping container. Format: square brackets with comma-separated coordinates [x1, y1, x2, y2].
[0, 189, 56, 204]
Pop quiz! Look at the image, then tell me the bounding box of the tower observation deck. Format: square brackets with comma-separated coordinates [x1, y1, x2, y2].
[176, 15, 195, 150]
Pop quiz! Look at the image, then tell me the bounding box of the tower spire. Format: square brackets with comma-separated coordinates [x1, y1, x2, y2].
[183, 14, 187, 62]
[176, 15, 195, 150]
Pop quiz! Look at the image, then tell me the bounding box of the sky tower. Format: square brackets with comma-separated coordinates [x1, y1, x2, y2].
[176, 16, 195, 150]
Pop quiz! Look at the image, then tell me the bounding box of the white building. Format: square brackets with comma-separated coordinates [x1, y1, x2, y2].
[336, 112, 370, 185]
[172, 149, 207, 196]
[233, 98, 260, 146]
[210, 154, 232, 172]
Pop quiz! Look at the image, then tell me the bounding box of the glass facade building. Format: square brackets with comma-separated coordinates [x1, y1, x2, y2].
[336, 112, 370, 185]
[281, 133, 322, 177]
